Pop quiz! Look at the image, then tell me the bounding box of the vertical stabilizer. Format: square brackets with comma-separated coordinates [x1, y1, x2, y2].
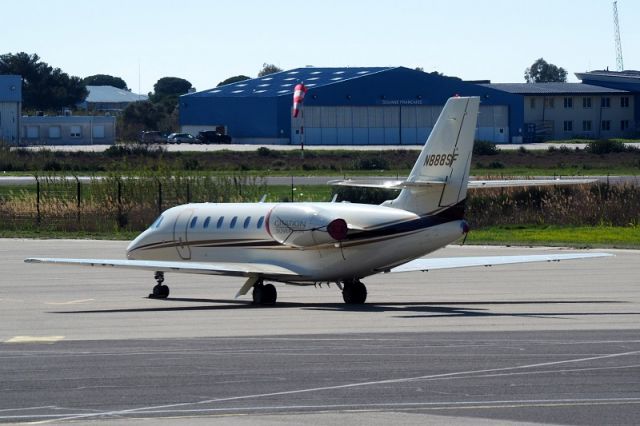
[384, 97, 480, 215]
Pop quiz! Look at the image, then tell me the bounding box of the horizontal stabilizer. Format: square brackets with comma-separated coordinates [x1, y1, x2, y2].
[328, 178, 445, 190]
[386, 252, 613, 273]
[24, 258, 299, 278]
[468, 178, 598, 189]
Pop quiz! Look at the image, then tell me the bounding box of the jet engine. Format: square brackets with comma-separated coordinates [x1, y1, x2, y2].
[266, 205, 349, 248]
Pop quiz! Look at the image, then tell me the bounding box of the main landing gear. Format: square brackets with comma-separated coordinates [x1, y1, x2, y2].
[149, 271, 170, 299]
[252, 280, 277, 305]
[342, 279, 367, 304]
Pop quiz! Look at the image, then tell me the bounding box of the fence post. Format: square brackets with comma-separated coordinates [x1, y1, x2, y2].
[75, 177, 81, 226]
[35, 175, 41, 225]
[157, 179, 162, 215]
[117, 179, 123, 229]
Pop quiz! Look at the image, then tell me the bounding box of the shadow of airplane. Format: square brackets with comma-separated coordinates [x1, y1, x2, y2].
[50, 298, 631, 320]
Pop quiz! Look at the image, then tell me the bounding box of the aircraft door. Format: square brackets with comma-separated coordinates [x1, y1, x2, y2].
[173, 209, 193, 260]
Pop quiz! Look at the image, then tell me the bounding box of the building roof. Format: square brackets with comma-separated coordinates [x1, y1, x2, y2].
[85, 85, 148, 103]
[481, 82, 628, 95]
[184, 67, 394, 98]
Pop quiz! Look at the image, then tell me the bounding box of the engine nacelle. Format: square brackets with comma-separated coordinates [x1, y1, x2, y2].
[266, 204, 348, 248]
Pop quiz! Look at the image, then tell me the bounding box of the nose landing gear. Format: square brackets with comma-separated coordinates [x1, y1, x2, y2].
[149, 271, 170, 299]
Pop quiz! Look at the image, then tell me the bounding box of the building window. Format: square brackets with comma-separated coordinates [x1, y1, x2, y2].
[544, 98, 555, 108]
[529, 98, 536, 109]
[70, 125, 82, 138]
[621, 120, 630, 131]
[601, 97, 610, 108]
[583, 97, 592, 108]
[601, 120, 611, 131]
[26, 126, 39, 139]
[621, 97, 630, 108]
[582, 120, 592, 131]
[563, 97, 573, 108]
[563, 121, 573, 132]
[48, 126, 61, 139]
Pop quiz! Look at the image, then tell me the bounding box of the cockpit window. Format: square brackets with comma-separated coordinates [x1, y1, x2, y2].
[151, 215, 164, 229]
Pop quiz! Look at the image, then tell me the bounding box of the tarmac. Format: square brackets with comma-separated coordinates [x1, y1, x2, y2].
[1, 239, 639, 424]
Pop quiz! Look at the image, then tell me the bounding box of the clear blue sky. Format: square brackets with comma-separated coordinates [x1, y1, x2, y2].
[2, 0, 638, 94]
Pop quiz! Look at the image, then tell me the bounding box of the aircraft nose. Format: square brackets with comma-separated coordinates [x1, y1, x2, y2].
[126, 233, 145, 259]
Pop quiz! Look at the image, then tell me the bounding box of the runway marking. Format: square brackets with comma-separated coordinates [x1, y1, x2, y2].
[4, 336, 65, 344]
[45, 299, 94, 305]
[10, 398, 640, 422]
[33, 349, 640, 423]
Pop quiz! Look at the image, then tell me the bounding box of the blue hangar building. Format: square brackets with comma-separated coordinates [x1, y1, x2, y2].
[179, 67, 524, 145]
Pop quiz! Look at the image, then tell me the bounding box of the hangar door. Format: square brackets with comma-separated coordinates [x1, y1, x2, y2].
[293, 105, 508, 145]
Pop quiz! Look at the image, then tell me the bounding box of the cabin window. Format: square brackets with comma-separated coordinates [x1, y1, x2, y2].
[243, 217, 251, 228]
[257, 216, 265, 229]
[151, 215, 164, 229]
[230, 216, 238, 228]
[203, 216, 211, 228]
[217, 217, 224, 228]
[189, 216, 198, 228]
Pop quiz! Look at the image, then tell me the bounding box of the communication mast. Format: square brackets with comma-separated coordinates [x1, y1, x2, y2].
[613, 1, 624, 71]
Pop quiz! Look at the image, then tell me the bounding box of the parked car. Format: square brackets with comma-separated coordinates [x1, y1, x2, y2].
[139, 131, 167, 144]
[196, 130, 232, 144]
[166, 133, 196, 144]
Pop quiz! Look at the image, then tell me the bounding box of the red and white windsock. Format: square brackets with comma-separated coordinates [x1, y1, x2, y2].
[292, 82, 307, 118]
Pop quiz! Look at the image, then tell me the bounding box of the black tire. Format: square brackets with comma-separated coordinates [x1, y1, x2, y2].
[252, 283, 263, 304]
[252, 283, 277, 305]
[262, 283, 277, 305]
[150, 283, 170, 299]
[342, 281, 367, 304]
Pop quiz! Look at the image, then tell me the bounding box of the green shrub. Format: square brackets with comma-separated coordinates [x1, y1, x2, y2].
[473, 140, 498, 155]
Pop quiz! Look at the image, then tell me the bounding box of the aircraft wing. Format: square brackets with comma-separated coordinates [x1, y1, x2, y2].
[387, 252, 613, 273]
[24, 258, 299, 278]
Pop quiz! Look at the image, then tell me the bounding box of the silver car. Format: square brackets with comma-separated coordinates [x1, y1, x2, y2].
[166, 133, 196, 144]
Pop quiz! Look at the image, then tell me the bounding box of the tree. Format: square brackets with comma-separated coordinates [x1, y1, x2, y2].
[118, 101, 174, 141]
[152, 77, 192, 98]
[524, 58, 568, 83]
[258, 63, 282, 77]
[0, 52, 87, 110]
[83, 74, 129, 90]
[149, 77, 193, 114]
[217, 75, 251, 87]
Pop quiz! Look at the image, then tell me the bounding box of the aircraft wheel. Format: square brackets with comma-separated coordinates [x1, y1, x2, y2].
[150, 284, 170, 299]
[342, 280, 367, 304]
[253, 283, 277, 305]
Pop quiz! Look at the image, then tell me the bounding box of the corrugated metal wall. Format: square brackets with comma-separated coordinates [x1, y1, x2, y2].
[293, 105, 508, 145]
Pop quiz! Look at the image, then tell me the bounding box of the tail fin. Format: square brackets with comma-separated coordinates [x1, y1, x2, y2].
[383, 96, 480, 215]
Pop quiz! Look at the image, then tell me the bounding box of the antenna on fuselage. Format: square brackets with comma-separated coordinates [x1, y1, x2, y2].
[259, 194, 267, 203]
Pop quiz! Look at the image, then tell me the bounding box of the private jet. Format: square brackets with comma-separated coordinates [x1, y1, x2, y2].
[26, 97, 611, 305]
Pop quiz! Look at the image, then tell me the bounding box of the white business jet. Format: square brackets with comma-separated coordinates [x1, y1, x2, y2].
[25, 97, 611, 305]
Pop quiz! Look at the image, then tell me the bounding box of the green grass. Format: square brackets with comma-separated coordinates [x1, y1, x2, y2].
[465, 225, 640, 249]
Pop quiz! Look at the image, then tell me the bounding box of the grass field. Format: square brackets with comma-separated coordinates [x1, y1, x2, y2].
[465, 225, 640, 249]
